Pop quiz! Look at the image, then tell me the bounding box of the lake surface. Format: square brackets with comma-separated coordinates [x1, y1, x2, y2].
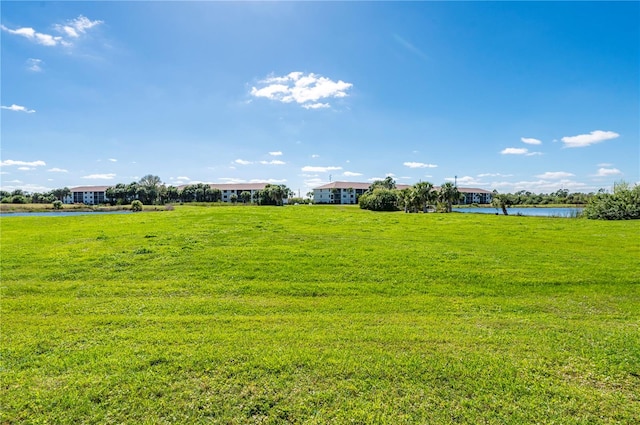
[0, 210, 133, 218]
[456, 207, 583, 217]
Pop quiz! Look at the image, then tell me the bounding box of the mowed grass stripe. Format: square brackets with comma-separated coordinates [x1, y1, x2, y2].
[1, 205, 639, 423]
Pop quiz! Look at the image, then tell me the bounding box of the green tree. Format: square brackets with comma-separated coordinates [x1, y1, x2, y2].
[239, 191, 251, 204]
[52, 200, 63, 210]
[50, 187, 71, 202]
[359, 188, 400, 211]
[413, 181, 435, 213]
[138, 175, 162, 204]
[583, 182, 640, 220]
[491, 191, 511, 215]
[438, 182, 462, 213]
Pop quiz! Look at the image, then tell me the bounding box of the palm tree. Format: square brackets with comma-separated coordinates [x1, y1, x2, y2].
[413, 182, 435, 213]
[438, 182, 461, 213]
[491, 191, 510, 215]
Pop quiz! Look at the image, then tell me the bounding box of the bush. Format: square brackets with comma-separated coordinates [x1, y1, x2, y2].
[52, 200, 63, 210]
[131, 200, 143, 212]
[583, 182, 640, 220]
[359, 188, 400, 211]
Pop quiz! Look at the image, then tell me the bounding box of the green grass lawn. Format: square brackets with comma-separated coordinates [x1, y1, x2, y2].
[1, 205, 639, 424]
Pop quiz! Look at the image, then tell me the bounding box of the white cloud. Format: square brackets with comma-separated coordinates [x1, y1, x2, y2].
[269, 151, 283, 156]
[301, 166, 342, 173]
[250, 72, 353, 109]
[17, 167, 33, 171]
[54, 15, 103, 38]
[108, 158, 117, 162]
[343, 171, 363, 177]
[2, 15, 101, 48]
[561, 130, 619, 148]
[594, 168, 622, 177]
[500, 147, 542, 156]
[234, 159, 252, 165]
[26, 58, 43, 72]
[251, 178, 287, 184]
[302, 102, 330, 110]
[535, 171, 575, 179]
[445, 176, 482, 186]
[403, 161, 437, 169]
[491, 179, 592, 193]
[478, 173, 513, 178]
[1, 159, 46, 167]
[82, 173, 116, 180]
[259, 160, 286, 165]
[1, 24, 67, 47]
[47, 167, 68, 173]
[311, 154, 320, 158]
[1, 104, 35, 113]
[521, 137, 542, 145]
[176, 176, 191, 180]
[597, 163, 613, 167]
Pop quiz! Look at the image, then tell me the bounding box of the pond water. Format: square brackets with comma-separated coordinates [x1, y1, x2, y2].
[0, 210, 133, 218]
[455, 207, 583, 217]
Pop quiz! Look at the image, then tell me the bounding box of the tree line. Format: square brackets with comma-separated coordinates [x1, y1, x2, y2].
[358, 177, 463, 213]
[103, 176, 292, 206]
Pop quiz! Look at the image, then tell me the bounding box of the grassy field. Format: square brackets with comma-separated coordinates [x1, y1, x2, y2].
[1, 205, 639, 424]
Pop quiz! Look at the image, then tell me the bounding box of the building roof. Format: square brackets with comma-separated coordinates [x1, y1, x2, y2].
[177, 183, 270, 191]
[312, 181, 493, 194]
[70, 186, 111, 192]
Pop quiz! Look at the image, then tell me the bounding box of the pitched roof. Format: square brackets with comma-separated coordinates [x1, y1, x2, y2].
[313, 181, 492, 194]
[70, 186, 111, 192]
[177, 183, 271, 191]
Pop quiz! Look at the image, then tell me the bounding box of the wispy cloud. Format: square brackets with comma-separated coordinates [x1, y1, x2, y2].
[26, 58, 43, 72]
[392, 34, 428, 60]
[311, 154, 320, 158]
[108, 158, 117, 162]
[234, 159, 252, 165]
[343, 171, 363, 177]
[521, 137, 542, 145]
[478, 173, 513, 178]
[1, 159, 46, 167]
[47, 168, 68, 173]
[82, 173, 116, 180]
[561, 130, 619, 148]
[1, 104, 35, 113]
[535, 171, 575, 179]
[301, 166, 342, 173]
[445, 175, 483, 186]
[500, 147, 542, 156]
[250, 72, 352, 109]
[1, 15, 102, 48]
[594, 167, 622, 177]
[259, 160, 286, 165]
[54, 15, 103, 38]
[403, 161, 437, 169]
[269, 151, 283, 156]
[1, 24, 68, 46]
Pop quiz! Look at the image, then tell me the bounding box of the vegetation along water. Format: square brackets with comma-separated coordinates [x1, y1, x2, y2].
[1, 205, 638, 423]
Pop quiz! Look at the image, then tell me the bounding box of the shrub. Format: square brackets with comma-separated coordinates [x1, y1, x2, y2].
[359, 188, 400, 211]
[583, 182, 640, 220]
[131, 200, 143, 212]
[52, 200, 63, 210]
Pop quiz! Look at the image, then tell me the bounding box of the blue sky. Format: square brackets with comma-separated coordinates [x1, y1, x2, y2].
[1, 1, 638, 196]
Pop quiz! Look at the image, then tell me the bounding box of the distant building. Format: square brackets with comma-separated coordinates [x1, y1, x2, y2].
[177, 183, 270, 203]
[312, 181, 411, 204]
[312, 181, 493, 205]
[64, 186, 109, 205]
